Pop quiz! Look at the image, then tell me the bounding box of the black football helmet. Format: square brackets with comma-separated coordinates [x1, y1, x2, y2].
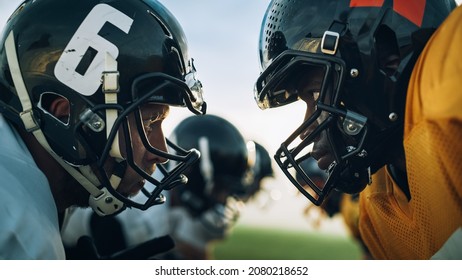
[254, 0, 455, 205]
[167, 114, 248, 231]
[0, 0, 206, 215]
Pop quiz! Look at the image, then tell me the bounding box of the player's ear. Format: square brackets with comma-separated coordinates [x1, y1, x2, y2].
[43, 93, 70, 124]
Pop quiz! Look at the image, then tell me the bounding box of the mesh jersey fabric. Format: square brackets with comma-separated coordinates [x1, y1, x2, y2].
[358, 5, 462, 259]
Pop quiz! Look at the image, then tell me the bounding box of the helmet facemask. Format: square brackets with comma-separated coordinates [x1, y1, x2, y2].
[76, 66, 205, 215]
[255, 50, 370, 205]
[255, 0, 456, 206]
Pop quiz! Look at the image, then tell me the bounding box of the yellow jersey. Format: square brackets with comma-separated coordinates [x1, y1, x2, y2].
[359, 5, 462, 259]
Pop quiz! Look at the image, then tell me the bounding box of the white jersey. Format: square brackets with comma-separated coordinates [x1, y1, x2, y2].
[61, 169, 228, 257]
[0, 114, 65, 259]
[61, 169, 170, 248]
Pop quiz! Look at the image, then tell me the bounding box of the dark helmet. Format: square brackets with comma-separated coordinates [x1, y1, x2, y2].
[168, 114, 248, 219]
[0, 0, 206, 215]
[254, 0, 455, 205]
[245, 140, 274, 199]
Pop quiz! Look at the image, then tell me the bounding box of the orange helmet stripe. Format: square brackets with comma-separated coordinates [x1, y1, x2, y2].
[350, 0, 384, 7]
[350, 0, 426, 27]
[394, 0, 426, 27]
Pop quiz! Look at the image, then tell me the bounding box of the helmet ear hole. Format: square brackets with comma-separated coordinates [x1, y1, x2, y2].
[375, 25, 400, 76]
[38, 92, 70, 125]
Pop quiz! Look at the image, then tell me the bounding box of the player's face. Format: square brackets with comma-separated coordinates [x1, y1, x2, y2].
[105, 103, 170, 197]
[297, 69, 335, 171]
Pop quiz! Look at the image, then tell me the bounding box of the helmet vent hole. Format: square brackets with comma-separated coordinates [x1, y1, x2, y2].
[264, 0, 296, 51]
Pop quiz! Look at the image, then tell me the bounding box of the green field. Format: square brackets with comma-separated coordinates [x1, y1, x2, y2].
[210, 225, 363, 260]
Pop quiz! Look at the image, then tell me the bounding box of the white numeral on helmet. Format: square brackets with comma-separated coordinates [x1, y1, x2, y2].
[54, 4, 133, 96]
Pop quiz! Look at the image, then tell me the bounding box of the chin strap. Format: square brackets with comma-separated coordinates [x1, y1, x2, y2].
[102, 52, 124, 162]
[5, 31, 124, 216]
[100, 51, 128, 195]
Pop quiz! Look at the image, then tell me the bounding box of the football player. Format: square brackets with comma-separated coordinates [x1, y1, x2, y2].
[0, 0, 205, 259]
[254, 0, 461, 259]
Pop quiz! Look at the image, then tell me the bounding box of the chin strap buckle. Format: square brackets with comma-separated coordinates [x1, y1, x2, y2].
[321, 31, 340, 55]
[321, 21, 346, 55]
[19, 109, 40, 132]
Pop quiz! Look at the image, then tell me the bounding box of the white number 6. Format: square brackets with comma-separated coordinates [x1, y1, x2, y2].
[54, 4, 133, 96]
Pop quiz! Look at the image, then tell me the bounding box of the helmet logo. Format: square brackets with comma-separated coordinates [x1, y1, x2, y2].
[350, 0, 425, 27]
[54, 4, 133, 96]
